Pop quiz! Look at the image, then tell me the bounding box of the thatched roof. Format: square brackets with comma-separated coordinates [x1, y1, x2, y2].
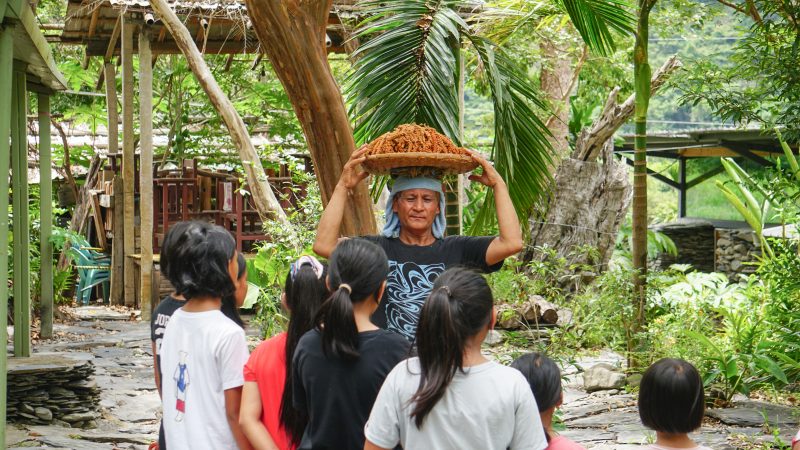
[59, 0, 359, 56]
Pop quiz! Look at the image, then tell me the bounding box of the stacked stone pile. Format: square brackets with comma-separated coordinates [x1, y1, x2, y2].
[715, 228, 759, 276]
[6, 354, 101, 428]
[651, 218, 715, 272]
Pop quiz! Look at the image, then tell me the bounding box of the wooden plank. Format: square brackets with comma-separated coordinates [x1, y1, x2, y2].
[723, 142, 774, 167]
[11, 67, 31, 357]
[139, 28, 154, 320]
[104, 16, 121, 61]
[90, 191, 108, 250]
[110, 177, 125, 305]
[104, 62, 119, 155]
[38, 93, 54, 339]
[86, 38, 260, 56]
[0, 24, 15, 446]
[678, 146, 774, 158]
[121, 17, 136, 307]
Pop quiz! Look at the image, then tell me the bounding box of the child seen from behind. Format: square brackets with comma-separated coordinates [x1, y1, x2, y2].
[292, 239, 410, 450]
[160, 221, 252, 450]
[240, 256, 328, 450]
[365, 268, 547, 450]
[638, 358, 710, 450]
[511, 353, 585, 450]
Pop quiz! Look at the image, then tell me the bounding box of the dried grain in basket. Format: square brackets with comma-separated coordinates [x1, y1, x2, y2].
[362, 124, 479, 175]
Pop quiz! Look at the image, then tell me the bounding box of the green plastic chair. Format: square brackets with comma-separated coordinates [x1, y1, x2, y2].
[68, 237, 111, 305]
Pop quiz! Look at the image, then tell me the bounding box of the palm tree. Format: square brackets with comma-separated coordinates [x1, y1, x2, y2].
[345, 0, 634, 232]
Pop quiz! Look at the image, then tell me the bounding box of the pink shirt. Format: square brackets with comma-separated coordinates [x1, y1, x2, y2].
[243, 332, 295, 450]
[548, 435, 586, 450]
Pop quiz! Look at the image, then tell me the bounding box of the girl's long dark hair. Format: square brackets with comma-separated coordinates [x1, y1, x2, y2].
[280, 259, 328, 446]
[510, 353, 563, 442]
[315, 238, 388, 362]
[410, 268, 493, 428]
[220, 252, 246, 329]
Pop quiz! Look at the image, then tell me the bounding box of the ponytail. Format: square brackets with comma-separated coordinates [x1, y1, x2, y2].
[410, 268, 493, 428]
[317, 285, 360, 361]
[315, 239, 388, 362]
[280, 258, 328, 446]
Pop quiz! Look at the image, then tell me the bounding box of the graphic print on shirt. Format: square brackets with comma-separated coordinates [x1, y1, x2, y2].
[173, 351, 190, 421]
[385, 261, 445, 340]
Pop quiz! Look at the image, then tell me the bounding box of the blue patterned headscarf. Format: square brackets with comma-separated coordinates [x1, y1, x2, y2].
[381, 177, 446, 239]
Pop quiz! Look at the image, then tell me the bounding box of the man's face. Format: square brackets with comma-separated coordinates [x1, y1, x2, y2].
[392, 188, 440, 234]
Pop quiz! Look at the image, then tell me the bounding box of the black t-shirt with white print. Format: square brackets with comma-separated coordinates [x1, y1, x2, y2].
[360, 235, 502, 341]
[150, 295, 185, 385]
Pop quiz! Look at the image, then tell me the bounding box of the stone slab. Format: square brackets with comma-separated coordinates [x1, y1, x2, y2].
[707, 400, 800, 427]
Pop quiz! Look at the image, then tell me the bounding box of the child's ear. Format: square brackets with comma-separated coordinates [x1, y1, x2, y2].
[557, 392, 563, 408]
[281, 292, 288, 311]
[489, 306, 497, 330]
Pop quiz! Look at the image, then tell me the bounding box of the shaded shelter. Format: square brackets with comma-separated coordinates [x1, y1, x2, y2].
[615, 128, 799, 218]
[1, 0, 67, 443]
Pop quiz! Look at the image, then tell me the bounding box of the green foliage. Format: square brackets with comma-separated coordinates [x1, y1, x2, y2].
[246, 159, 323, 338]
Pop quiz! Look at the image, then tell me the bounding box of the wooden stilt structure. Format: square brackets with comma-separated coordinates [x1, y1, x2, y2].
[39, 93, 54, 339]
[139, 27, 154, 320]
[121, 17, 136, 307]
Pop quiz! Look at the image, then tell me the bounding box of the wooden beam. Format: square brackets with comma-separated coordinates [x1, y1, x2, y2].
[88, 4, 101, 38]
[90, 192, 108, 250]
[678, 157, 687, 218]
[686, 164, 725, 189]
[121, 17, 136, 307]
[139, 28, 154, 320]
[104, 16, 121, 61]
[223, 53, 234, 72]
[86, 38, 260, 56]
[622, 157, 680, 189]
[0, 24, 16, 447]
[11, 66, 31, 357]
[39, 93, 54, 339]
[723, 141, 774, 167]
[105, 62, 119, 156]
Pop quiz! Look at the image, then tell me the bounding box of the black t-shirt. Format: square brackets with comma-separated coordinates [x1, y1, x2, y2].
[361, 235, 502, 341]
[150, 295, 185, 384]
[292, 328, 410, 450]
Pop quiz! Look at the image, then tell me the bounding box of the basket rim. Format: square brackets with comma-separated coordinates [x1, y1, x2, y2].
[362, 152, 478, 175]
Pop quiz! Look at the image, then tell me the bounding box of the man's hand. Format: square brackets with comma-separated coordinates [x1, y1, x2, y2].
[467, 149, 504, 188]
[339, 145, 370, 190]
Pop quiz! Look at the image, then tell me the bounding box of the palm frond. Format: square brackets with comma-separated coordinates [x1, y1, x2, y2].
[346, 0, 466, 145]
[467, 36, 554, 233]
[556, 0, 635, 56]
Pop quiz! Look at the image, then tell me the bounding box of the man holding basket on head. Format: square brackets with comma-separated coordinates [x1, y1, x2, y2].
[313, 125, 523, 342]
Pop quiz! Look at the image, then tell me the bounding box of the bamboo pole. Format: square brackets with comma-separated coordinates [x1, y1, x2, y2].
[122, 18, 136, 307]
[39, 93, 54, 339]
[139, 28, 154, 320]
[11, 65, 31, 357]
[149, 0, 289, 226]
[0, 23, 16, 447]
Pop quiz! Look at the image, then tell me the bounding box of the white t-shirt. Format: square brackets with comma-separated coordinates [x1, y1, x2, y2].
[365, 357, 548, 450]
[160, 308, 249, 450]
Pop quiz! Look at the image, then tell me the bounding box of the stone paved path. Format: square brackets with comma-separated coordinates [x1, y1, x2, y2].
[5, 309, 798, 449]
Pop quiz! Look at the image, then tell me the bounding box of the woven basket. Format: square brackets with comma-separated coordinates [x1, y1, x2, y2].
[363, 152, 478, 176]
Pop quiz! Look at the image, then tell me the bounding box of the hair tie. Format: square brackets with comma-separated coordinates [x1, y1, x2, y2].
[440, 286, 452, 297]
[290, 255, 324, 280]
[339, 283, 353, 294]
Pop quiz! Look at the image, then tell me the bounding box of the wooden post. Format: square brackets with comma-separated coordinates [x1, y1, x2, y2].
[39, 93, 54, 339]
[678, 157, 687, 218]
[139, 28, 154, 320]
[111, 176, 125, 305]
[0, 23, 16, 447]
[105, 62, 124, 305]
[11, 64, 31, 357]
[121, 18, 136, 307]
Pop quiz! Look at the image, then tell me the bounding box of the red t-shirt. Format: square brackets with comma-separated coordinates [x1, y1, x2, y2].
[243, 332, 295, 450]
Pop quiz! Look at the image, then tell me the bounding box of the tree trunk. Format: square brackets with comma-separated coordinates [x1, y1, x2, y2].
[540, 39, 583, 159]
[244, 0, 377, 237]
[525, 57, 681, 294]
[149, 0, 288, 226]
